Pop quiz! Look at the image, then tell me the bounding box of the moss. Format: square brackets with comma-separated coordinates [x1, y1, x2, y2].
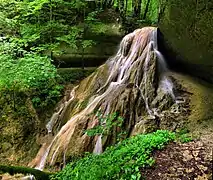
[0, 89, 51, 166]
[159, 0, 213, 81]
[171, 73, 213, 133]
[0, 165, 51, 180]
[79, 97, 90, 111]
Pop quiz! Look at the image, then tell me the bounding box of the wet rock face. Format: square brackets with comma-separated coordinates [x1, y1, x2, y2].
[31, 27, 190, 169]
[159, 0, 213, 82]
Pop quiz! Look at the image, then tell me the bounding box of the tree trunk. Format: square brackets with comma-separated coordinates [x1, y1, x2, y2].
[158, 0, 168, 23]
[143, 0, 151, 19]
[119, 0, 125, 21]
[50, 0, 53, 59]
[132, 0, 142, 18]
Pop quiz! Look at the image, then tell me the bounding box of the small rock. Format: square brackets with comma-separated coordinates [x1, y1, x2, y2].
[169, 167, 176, 172]
[195, 174, 209, 180]
[195, 141, 204, 147]
[195, 157, 201, 161]
[185, 168, 195, 173]
[197, 164, 208, 172]
[192, 150, 200, 157]
[183, 150, 193, 161]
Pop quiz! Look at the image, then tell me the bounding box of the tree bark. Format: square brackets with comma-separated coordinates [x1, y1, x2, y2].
[132, 0, 142, 18]
[143, 0, 151, 19]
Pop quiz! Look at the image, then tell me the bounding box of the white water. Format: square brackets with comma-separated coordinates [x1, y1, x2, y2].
[151, 29, 175, 101]
[33, 86, 78, 170]
[21, 175, 35, 180]
[142, 41, 154, 115]
[154, 49, 175, 100]
[159, 76, 175, 100]
[35, 145, 51, 170]
[93, 135, 103, 154]
[46, 86, 78, 133]
[46, 107, 63, 133]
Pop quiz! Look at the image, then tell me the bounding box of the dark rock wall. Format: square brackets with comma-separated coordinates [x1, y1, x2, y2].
[159, 0, 213, 82]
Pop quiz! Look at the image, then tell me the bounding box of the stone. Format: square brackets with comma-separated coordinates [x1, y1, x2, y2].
[192, 150, 200, 157]
[159, 0, 213, 83]
[197, 165, 208, 172]
[182, 150, 193, 161]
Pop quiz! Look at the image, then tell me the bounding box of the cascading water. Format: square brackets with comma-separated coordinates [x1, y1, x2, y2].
[30, 86, 78, 170]
[93, 135, 103, 154]
[30, 27, 183, 170]
[46, 86, 78, 134]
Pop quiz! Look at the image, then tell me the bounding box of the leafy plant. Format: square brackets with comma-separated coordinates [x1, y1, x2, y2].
[0, 43, 63, 109]
[51, 130, 175, 180]
[175, 128, 193, 143]
[85, 111, 124, 137]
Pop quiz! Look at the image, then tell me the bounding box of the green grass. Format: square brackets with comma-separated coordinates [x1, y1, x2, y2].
[51, 130, 175, 180]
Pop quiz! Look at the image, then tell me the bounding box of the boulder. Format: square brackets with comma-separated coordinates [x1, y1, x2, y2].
[159, 0, 213, 82]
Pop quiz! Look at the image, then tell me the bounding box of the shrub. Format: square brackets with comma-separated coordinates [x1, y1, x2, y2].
[0, 52, 63, 109]
[51, 130, 175, 180]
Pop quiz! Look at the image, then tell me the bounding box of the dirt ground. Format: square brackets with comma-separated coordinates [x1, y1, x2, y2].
[141, 134, 213, 180]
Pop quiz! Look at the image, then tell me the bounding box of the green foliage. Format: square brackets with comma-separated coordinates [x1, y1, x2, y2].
[0, 0, 161, 55]
[178, 134, 193, 143]
[147, 0, 159, 23]
[86, 111, 124, 137]
[0, 0, 108, 56]
[175, 128, 193, 143]
[0, 42, 63, 108]
[51, 130, 175, 180]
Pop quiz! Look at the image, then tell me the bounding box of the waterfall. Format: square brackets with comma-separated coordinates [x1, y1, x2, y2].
[46, 107, 63, 134]
[46, 86, 78, 134]
[31, 27, 177, 170]
[93, 135, 103, 154]
[35, 145, 51, 170]
[30, 86, 78, 170]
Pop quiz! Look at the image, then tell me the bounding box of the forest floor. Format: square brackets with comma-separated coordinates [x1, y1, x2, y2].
[141, 127, 213, 179]
[140, 73, 213, 179]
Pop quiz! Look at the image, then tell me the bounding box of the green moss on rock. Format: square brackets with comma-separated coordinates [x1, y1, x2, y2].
[0, 165, 51, 180]
[159, 0, 213, 80]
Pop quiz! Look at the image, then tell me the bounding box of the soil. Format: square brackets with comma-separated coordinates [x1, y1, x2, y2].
[141, 135, 213, 180]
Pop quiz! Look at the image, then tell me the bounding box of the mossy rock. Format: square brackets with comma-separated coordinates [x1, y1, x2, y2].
[0, 165, 51, 180]
[170, 73, 213, 136]
[52, 25, 123, 68]
[159, 0, 213, 82]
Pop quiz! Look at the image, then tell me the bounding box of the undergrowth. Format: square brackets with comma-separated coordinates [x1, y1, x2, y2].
[51, 130, 175, 180]
[0, 49, 63, 109]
